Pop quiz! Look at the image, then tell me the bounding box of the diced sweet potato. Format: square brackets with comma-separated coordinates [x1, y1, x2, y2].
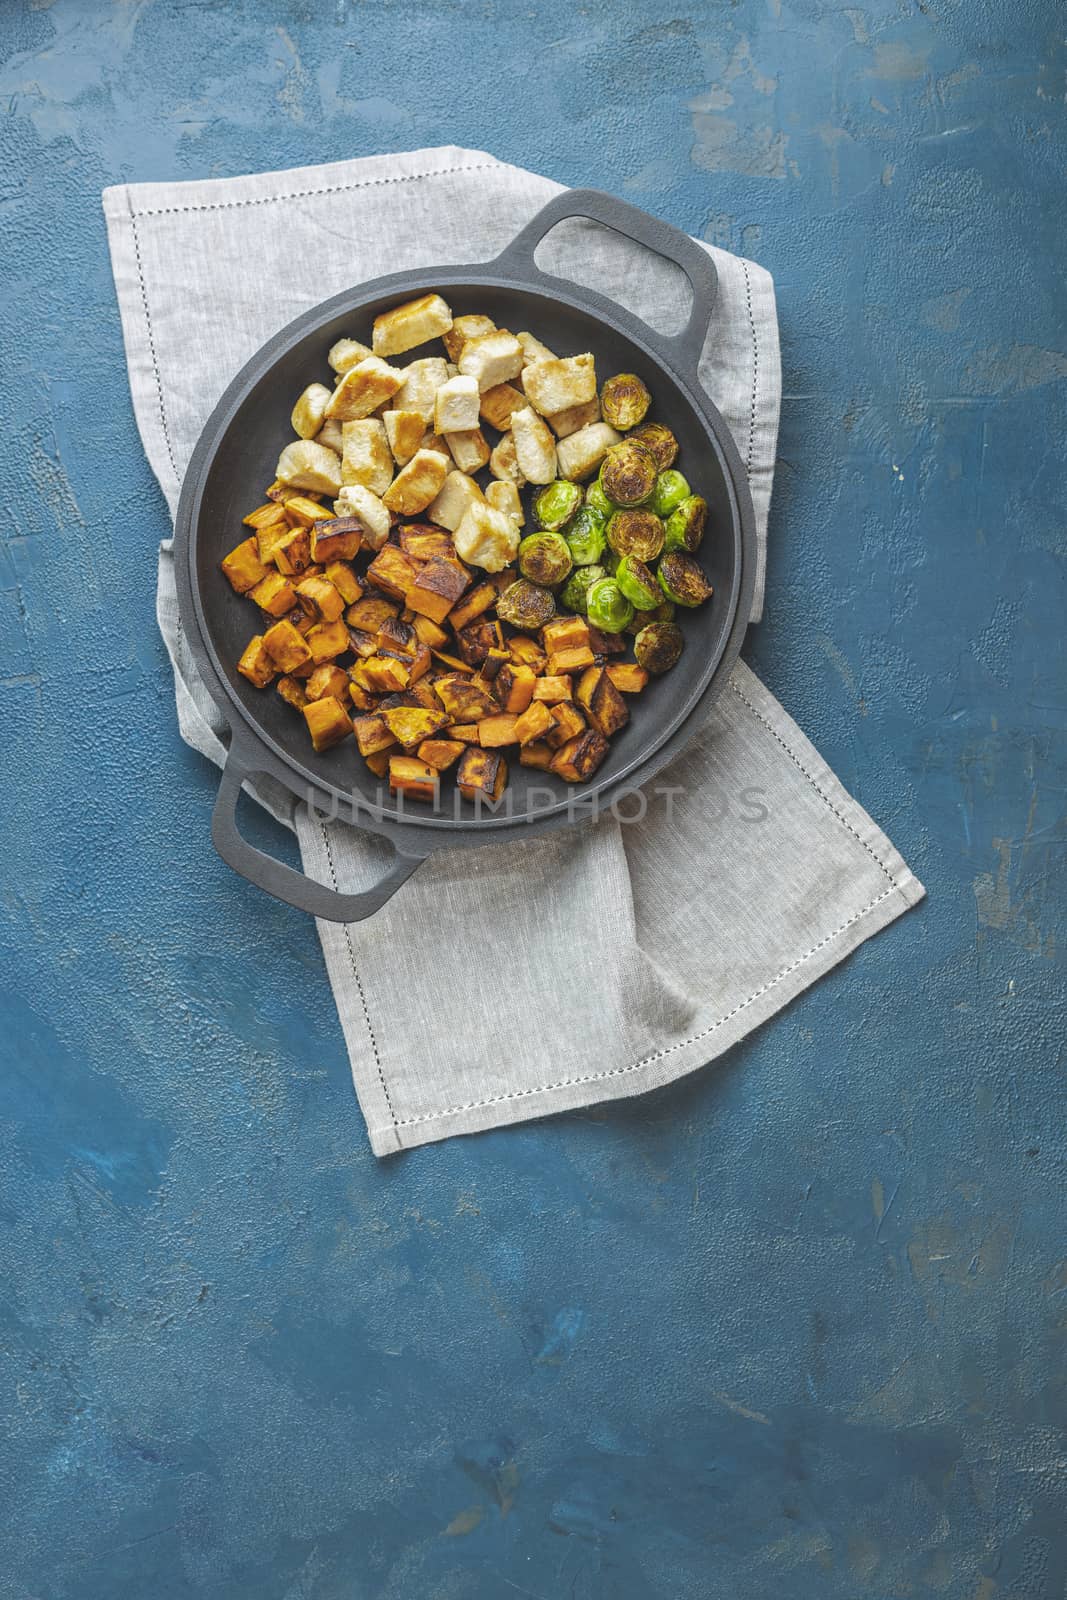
[249, 571, 297, 617]
[519, 740, 554, 770]
[346, 596, 399, 632]
[407, 612, 450, 650]
[353, 714, 397, 756]
[494, 663, 536, 714]
[576, 665, 630, 737]
[457, 747, 507, 803]
[364, 749, 391, 778]
[478, 712, 520, 747]
[303, 695, 353, 752]
[304, 664, 350, 703]
[417, 738, 465, 771]
[222, 537, 268, 593]
[365, 545, 421, 602]
[381, 705, 449, 751]
[606, 662, 650, 694]
[405, 679, 441, 710]
[256, 521, 294, 564]
[531, 675, 574, 703]
[243, 500, 289, 531]
[455, 618, 505, 667]
[305, 618, 351, 662]
[262, 618, 312, 672]
[547, 645, 596, 676]
[309, 516, 363, 562]
[398, 523, 455, 562]
[237, 635, 277, 687]
[324, 561, 363, 604]
[272, 528, 312, 576]
[546, 701, 587, 748]
[587, 624, 627, 657]
[446, 582, 497, 633]
[512, 700, 554, 745]
[433, 676, 497, 721]
[283, 495, 334, 528]
[549, 729, 609, 782]
[448, 723, 482, 743]
[377, 616, 418, 656]
[407, 643, 432, 683]
[276, 674, 308, 709]
[508, 635, 548, 673]
[481, 647, 510, 681]
[357, 655, 411, 693]
[406, 556, 470, 624]
[295, 576, 345, 623]
[542, 616, 590, 655]
[431, 649, 475, 674]
[388, 756, 440, 804]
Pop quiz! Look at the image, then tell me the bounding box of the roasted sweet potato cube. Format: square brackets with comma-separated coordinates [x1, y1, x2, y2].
[222, 537, 268, 593]
[587, 624, 627, 657]
[457, 747, 507, 803]
[546, 701, 587, 749]
[324, 561, 363, 604]
[509, 635, 548, 671]
[345, 676, 378, 712]
[433, 676, 497, 721]
[381, 705, 449, 751]
[353, 714, 397, 757]
[417, 738, 465, 771]
[243, 500, 289, 531]
[408, 612, 450, 650]
[549, 730, 609, 782]
[455, 619, 498, 667]
[519, 740, 555, 770]
[388, 756, 440, 804]
[377, 616, 418, 656]
[276, 673, 308, 709]
[478, 712, 520, 747]
[296, 576, 345, 623]
[447, 723, 482, 743]
[576, 666, 630, 737]
[407, 643, 432, 683]
[237, 634, 277, 687]
[272, 527, 312, 576]
[531, 675, 574, 703]
[494, 663, 536, 714]
[446, 582, 497, 633]
[431, 649, 475, 674]
[405, 679, 441, 710]
[346, 596, 399, 632]
[365, 545, 421, 602]
[308, 517, 362, 563]
[303, 695, 353, 752]
[547, 645, 596, 676]
[357, 655, 411, 693]
[249, 571, 297, 617]
[305, 664, 350, 703]
[346, 627, 378, 660]
[406, 556, 470, 624]
[305, 618, 350, 662]
[364, 749, 391, 778]
[262, 618, 312, 672]
[481, 647, 510, 681]
[606, 662, 650, 694]
[513, 700, 554, 745]
[398, 523, 455, 562]
[542, 616, 590, 655]
[256, 521, 294, 564]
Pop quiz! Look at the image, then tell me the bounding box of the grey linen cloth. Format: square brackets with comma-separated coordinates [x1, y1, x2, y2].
[103, 146, 924, 1156]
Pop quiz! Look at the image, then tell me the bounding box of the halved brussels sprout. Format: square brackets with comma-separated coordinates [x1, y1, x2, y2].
[533, 479, 583, 530]
[657, 550, 714, 607]
[634, 620, 684, 673]
[600, 372, 651, 431]
[585, 480, 616, 519]
[663, 493, 707, 553]
[519, 531, 573, 587]
[563, 506, 607, 566]
[601, 548, 620, 575]
[615, 556, 661, 611]
[624, 597, 675, 634]
[649, 469, 691, 519]
[497, 578, 557, 629]
[628, 421, 678, 470]
[586, 578, 634, 633]
[606, 508, 665, 562]
[560, 563, 607, 613]
[599, 440, 657, 507]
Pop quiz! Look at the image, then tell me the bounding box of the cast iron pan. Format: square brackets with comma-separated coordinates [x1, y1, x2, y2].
[174, 189, 757, 922]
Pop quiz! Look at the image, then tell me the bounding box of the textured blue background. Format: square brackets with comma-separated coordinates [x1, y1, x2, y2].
[0, 2, 1064, 1596]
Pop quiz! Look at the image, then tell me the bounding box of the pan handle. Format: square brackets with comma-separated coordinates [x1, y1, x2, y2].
[493, 188, 718, 375]
[211, 737, 425, 923]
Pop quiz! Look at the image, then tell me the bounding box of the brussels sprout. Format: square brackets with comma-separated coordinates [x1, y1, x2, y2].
[615, 556, 661, 611]
[606, 508, 665, 562]
[634, 620, 684, 673]
[624, 598, 675, 634]
[519, 531, 573, 587]
[657, 550, 714, 607]
[586, 578, 634, 633]
[600, 372, 651, 431]
[628, 421, 679, 470]
[563, 506, 607, 566]
[533, 479, 583, 530]
[560, 563, 608, 613]
[599, 440, 658, 507]
[663, 494, 707, 553]
[649, 469, 691, 519]
[585, 480, 616, 519]
[497, 579, 557, 629]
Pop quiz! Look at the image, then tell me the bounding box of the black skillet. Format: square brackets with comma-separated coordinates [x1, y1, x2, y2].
[174, 189, 757, 922]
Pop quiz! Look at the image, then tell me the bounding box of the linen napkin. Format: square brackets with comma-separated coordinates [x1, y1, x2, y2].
[103, 146, 924, 1155]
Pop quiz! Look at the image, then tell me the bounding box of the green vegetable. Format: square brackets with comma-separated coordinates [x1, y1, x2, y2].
[497, 579, 556, 629]
[599, 440, 657, 506]
[586, 578, 634, 633]
[600, 372, 651, 431]
[585, 480, 616, 519]
[518, 532, 572, 587]
[628, 421, 678, 470]
[624, 598, 674, 634]
[615, 556, 661, 611]
[649, 469, 691, 519]
[606, 508, 665, 562]
[657, 550, 714, 608]
[533, 479, 583, 530]
[601, 549, 620, 575]
[560, 563, 607, 613]
[663, 494, 707, 553]
[563, 506, 607, 566]
[634, 621, 684, 673]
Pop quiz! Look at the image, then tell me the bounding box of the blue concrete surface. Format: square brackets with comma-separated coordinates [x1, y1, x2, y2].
[0, 1, 1064, 1595]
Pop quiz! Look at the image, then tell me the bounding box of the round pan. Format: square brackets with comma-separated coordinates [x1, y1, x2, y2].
[174, 190, 757, 922]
